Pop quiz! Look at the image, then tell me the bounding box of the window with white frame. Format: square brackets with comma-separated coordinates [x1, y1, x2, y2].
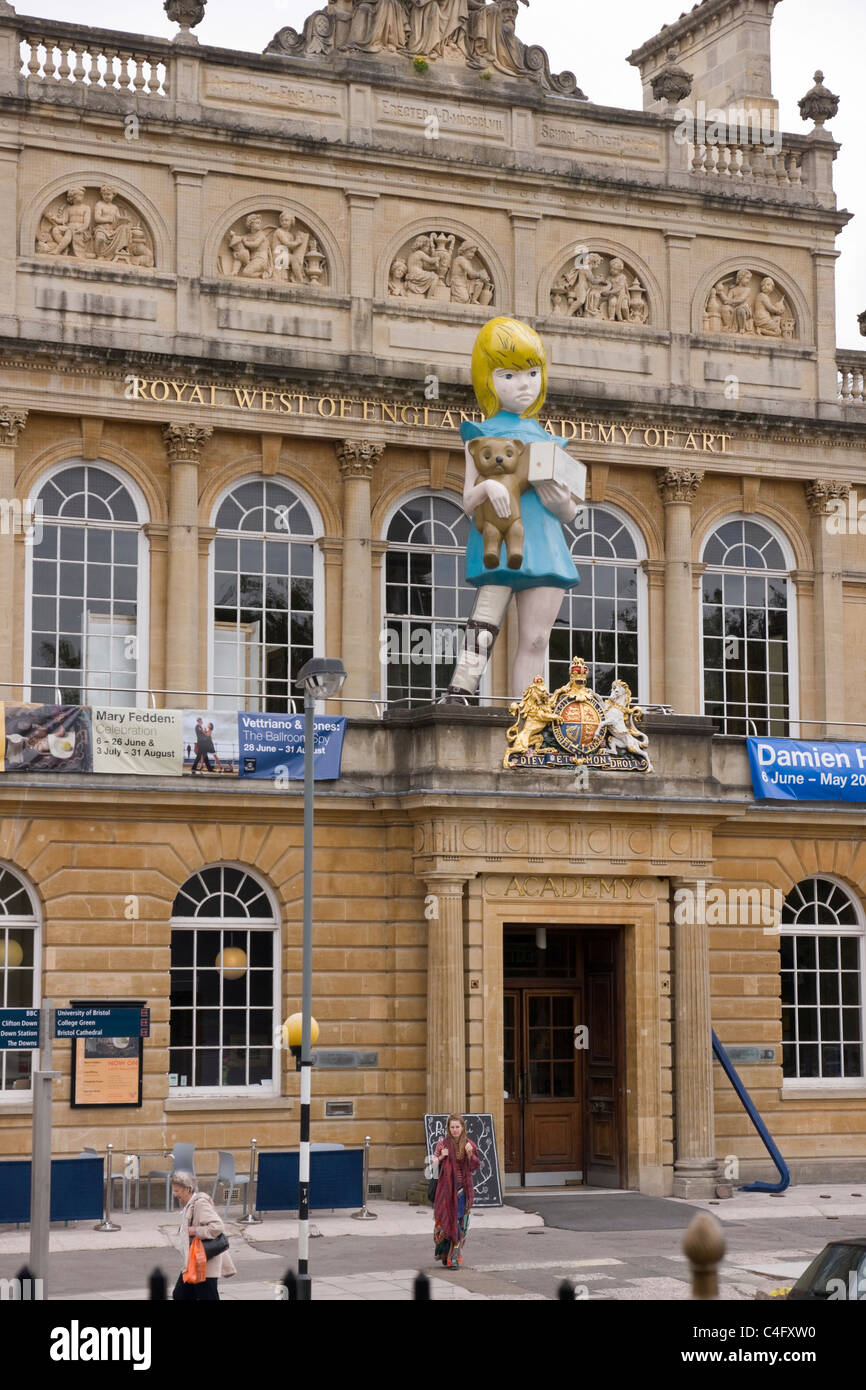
[170, 866, 278, 1093]
[0, 866, 39, 1095]
[29, 464, 145, 705]
[383, 494, 474, 705]
[212, 479, 315, 712]
[780, 877, 864, 1084]
[701, 518, 791, 736]
[550, 505, 644, 698]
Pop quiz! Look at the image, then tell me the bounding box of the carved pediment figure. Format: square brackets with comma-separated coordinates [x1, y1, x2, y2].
[267, 0, 585, 96]
[703, 269, 796, 340]
[218, 211, 329, 287]
[549, 250, 648, 326]
[390, 232, 494, 304]
[35, 186, 155, 267]
[408, 0, 445, 55]
[348, 0, 408, 52]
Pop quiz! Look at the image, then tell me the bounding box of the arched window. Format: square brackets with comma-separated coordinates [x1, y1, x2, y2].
[383, 494, 474, 705]
[0, 866, 39, 1096]
[28, 463, 146, 704]
[780, 877, 864, 1085]
[701, 518, 792, 735]
[212, 479, 317, 712]
[170, 865, 279, 1094]
[550, 505, 644, 698]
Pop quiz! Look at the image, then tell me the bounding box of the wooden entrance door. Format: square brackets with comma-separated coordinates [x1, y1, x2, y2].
[584, 931, 623, 1187]
[504, 988, 583, 1180]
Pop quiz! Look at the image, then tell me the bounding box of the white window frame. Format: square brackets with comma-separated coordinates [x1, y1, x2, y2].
[380, 487, 492, 707]
[169, 862, 281, 1099]
[550, 501, 649, 701]
[24, 458, 150, 705]
[207, 474, 324, 711]
[0, 862, 42, 1105]
[698, 511, 799, 735]
[779, 874, 866, 1094]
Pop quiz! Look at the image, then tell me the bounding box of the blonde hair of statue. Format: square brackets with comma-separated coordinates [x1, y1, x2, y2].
[471, 317, 548, 420]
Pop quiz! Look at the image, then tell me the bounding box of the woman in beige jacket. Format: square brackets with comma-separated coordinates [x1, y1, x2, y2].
[171, 1170, 237, 1301]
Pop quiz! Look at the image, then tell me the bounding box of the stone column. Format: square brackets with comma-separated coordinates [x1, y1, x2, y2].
[671, 877, 718, 1198]
[657, 467, 703, 712]
[335, 440, 381, 707]
[163, 422, 211, 704]
[806, 480, 849, 735]
[510, 212, 539, 319]
[0, 405, 27, 695]
[425, 877, 467, 1115]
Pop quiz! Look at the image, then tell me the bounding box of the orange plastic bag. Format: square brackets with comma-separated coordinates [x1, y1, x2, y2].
[182, 1236, 207, 1285]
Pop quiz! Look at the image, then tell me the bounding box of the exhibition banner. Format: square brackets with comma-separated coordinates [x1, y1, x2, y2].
[91, 707, 183, 775]
[747, 736, 866, 802]
[238, 712, 347, 781]
[1, 703, 92, 772]
[182, 710, 239, 776]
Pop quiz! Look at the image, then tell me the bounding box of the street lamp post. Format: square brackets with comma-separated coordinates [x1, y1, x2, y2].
[294, 657, 346, 1301]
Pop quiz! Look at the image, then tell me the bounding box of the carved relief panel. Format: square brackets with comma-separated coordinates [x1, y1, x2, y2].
[702, 270, 797, 340]
[388, 231, 495, 305]
[217, 211, 329, 286]
[35, 185, 155, 267]
[549, 250, 648, 325]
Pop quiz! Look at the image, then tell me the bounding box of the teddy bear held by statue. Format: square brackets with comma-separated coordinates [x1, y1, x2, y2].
[468, 436, 530, 569]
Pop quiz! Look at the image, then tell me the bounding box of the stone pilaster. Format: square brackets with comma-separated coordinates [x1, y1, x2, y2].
[0, 404, 27, 695]
[345, 191, 378, 358]
[664, 231, 695, 388]
[657, 467, 703, 713]
[811, 248, 842, 405]
[425, 877, 467, 1115]
[336, 439, 382, 707]
[163, 422, 211, 705]
[172, 167, 206, 341]
[671, 877, 718, 1199]
[805, 479, 849, 734]
[509, 212, 539, 319]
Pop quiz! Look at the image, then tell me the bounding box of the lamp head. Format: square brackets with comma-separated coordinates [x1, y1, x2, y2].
[282, 1013, 320, 1068]
[296, 657, 347, 700]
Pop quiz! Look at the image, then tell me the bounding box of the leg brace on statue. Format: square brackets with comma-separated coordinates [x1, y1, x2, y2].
[442, 586, 512, 701]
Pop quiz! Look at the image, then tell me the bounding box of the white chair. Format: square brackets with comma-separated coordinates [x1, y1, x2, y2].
[145, 1142, 195, 1211]
[211, 1150, 250, 1217]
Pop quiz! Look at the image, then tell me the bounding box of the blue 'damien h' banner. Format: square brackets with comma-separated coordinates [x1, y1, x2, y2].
[747, 737, 866, 801]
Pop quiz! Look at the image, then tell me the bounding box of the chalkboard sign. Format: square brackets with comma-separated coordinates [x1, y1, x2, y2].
[424, 1113, 502, 1208]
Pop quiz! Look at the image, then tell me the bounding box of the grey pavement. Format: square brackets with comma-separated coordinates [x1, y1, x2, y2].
[1, 1184, 863, 1301]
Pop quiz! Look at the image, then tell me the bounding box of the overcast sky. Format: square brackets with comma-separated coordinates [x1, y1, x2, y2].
[20, 0, 866, 348]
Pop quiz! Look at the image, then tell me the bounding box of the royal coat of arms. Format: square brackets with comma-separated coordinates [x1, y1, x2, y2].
[503, 657, 653, 773]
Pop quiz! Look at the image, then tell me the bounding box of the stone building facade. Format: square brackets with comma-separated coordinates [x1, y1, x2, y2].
[0, 0, 865, 1197]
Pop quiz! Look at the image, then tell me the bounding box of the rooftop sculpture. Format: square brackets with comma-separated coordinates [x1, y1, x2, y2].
[266, 0, 587, 98]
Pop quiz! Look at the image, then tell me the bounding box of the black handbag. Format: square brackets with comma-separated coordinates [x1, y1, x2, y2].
[201, 1232, 229, 1259]
[427, 1177, 438, 1203]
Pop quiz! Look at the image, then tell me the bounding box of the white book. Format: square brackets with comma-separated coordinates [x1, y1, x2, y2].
[526, 440, 587, 501]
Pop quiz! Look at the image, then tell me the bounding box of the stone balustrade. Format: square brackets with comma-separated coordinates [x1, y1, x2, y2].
[688, 139, 803, 187]
[17, 23, 170, 97]
[838, 353, 866, 405]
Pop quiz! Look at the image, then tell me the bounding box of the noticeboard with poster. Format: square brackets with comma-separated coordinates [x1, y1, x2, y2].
[424, 1113, 502, 1207]
[69, 999, 145, 1109]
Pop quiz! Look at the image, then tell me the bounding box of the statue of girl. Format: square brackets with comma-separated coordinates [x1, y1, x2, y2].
[443, 316, 581, 702]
